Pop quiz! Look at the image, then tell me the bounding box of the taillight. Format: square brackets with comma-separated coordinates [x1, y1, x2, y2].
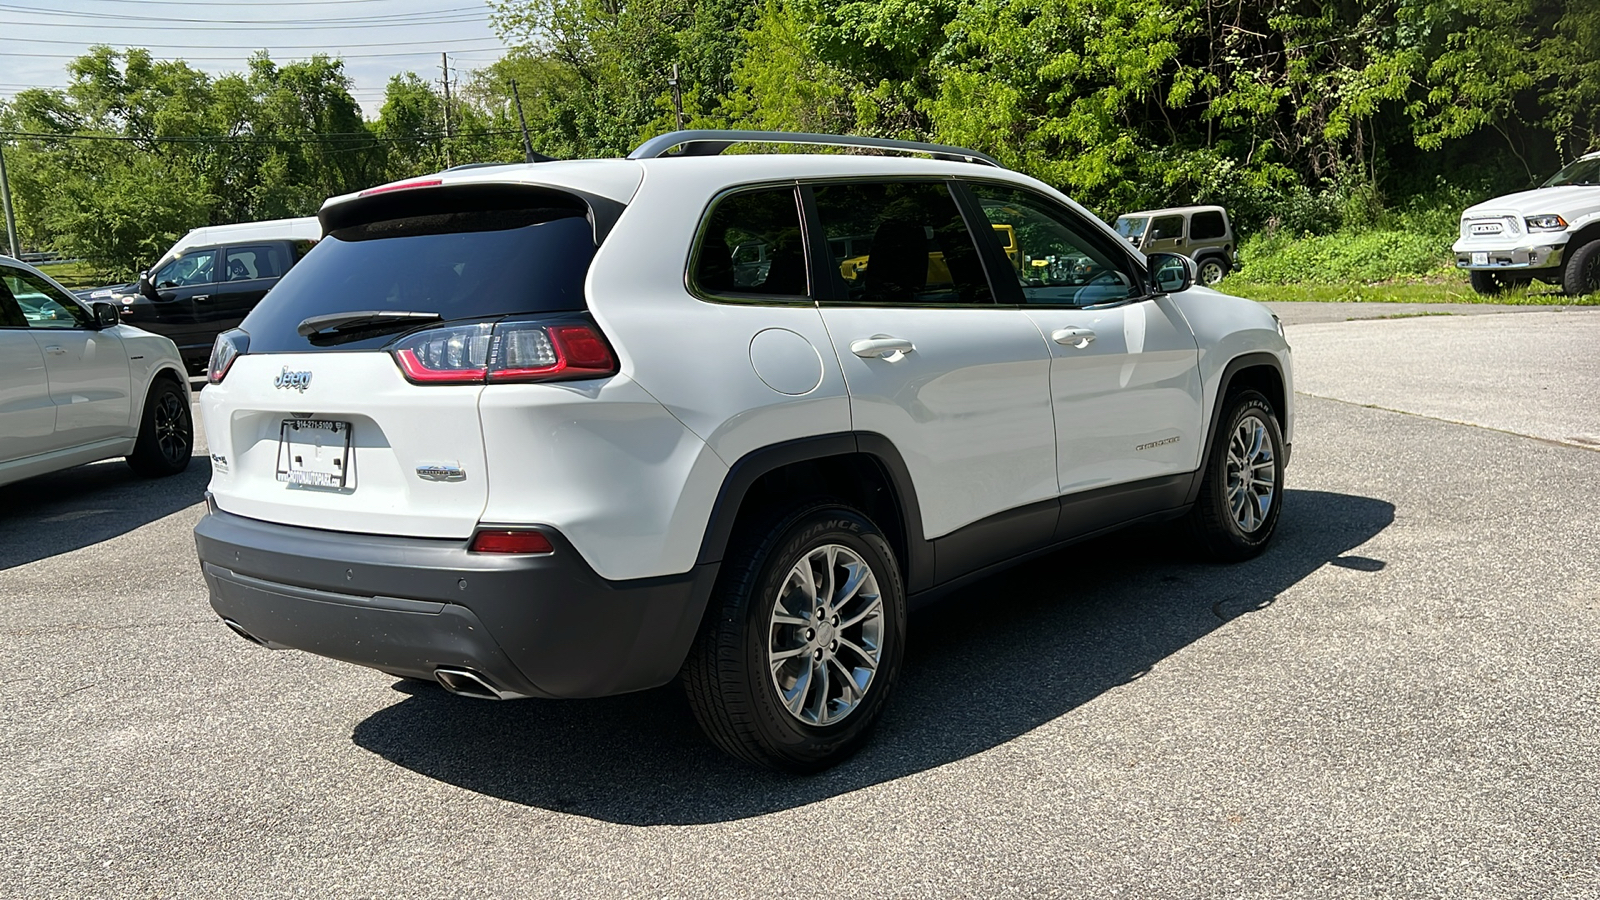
[469, 530, 554, 554]
[389, 319, 617, 385]
[208, 329, 249, 384]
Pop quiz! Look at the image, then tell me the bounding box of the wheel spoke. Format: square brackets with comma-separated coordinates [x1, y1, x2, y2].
[782, 661, 812, 717]
[770, 645, 809, 663]
[809, 657, 831, 724]
[836, 636, 878, 670]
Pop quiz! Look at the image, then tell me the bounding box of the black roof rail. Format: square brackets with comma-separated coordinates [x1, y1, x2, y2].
[627, 130, 1003, 168]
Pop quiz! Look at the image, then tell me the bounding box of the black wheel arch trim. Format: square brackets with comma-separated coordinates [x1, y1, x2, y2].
[1185, 351, 1289, 505]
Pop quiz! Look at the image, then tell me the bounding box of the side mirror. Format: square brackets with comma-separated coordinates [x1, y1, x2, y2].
[1148, 253, 1196, 294]
[138, 271, 158, 300]
[92, 301, 120, 329]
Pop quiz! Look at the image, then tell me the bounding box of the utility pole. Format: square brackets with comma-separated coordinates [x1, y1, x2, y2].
[669, 64, 685, 131]
[509, 79, 536, 164]
[440, 52, 453, 168]
[0, 138, 19, 259]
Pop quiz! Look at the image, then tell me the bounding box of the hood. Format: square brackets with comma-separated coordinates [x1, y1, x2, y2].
[1462, 184, 1600, 220]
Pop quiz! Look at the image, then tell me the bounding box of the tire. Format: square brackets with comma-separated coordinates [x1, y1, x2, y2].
[1197, 257, 1229, 286]
[1469, 270, 1530, 296]
[1562, 240, 1600, 297]
[1185, 390, 1285, 562]
[682, 502, 906, 773]
[126, 378, 193, 477]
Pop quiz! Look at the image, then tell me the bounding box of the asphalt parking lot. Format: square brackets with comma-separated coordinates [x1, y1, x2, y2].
[3, 306, 1597, 898]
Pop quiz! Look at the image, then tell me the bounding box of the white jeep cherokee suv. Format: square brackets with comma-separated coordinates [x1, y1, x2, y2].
[1454, 151, 1600, 296]
[194, 131, 1294, 771]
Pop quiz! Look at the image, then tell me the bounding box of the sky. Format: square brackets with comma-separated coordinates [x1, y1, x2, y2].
[0, 0, 511, 119]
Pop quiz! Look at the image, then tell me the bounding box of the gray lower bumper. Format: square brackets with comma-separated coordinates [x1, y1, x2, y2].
[195, 508, 719, 699]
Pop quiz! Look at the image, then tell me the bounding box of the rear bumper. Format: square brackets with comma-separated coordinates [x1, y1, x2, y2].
[194, 508, 718, 698]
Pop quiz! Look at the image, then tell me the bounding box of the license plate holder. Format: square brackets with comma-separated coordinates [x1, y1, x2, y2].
[276, 419, 353, 489]
[1471, 251, 1489, 266]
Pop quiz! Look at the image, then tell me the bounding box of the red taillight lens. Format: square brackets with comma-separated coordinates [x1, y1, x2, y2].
[390, 320, 617, 385]
[469, 530, 554, 554]
[208, 329, 249, 384]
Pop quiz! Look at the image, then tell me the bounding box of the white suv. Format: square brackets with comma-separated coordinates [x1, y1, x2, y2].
[194, 131, 1294, 772]
[1454, 151, 1600, 296]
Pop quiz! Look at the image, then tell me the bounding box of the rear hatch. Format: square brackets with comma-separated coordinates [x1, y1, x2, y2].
[202, 181, 615, 538]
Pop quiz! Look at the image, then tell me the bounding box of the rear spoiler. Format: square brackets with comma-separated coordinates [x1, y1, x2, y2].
[319, 182, 626, 247]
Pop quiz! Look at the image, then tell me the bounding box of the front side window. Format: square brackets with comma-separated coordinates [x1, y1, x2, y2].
[813, 181, 991, 305]
[154, 248, 218, 288]
[1149, 215, 1185, 241]
[969, 184, 1138, 307]
[692, 187, 808, 299]
[2, 269, 94, 329]
[1190, 211, 1227, 240]
[224, 244, 288, 281]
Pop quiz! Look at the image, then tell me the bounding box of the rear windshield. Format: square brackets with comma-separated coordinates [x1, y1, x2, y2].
[240, 207, 596, 353]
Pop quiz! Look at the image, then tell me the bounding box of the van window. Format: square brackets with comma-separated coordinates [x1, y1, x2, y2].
[1190, 211, 1227, 240]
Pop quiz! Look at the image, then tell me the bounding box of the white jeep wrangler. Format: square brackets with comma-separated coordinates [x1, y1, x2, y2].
[193, 131, 1294, 772]
[1454, 151, 1600, 296]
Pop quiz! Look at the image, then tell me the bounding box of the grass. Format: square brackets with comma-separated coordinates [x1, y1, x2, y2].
[34, 259, 120, 290]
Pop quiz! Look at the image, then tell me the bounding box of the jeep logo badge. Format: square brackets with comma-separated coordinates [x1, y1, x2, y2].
[274, 368, 312, 392]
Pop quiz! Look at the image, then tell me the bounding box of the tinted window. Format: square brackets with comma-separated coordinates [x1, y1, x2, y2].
[1190, 211, 1227, 240]
[970, 184, 1137, 306]
[813, 181, 991, 305]
[154, 248, 217, 288]
[224, 244, 288, 281]
[1149, 216, 1185, 240]
[240, 208, 596, 353]
[2, 269, 94, 329]
[0, 275, 27, 327]
[692, 187, 808, 298]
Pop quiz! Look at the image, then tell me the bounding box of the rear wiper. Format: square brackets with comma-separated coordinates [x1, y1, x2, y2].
[296, 310, 441, 337]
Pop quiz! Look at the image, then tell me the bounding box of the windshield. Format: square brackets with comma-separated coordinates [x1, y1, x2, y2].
[1543, 157, 1600, 188]
[240, 207, 597, 353]
[1114, 216, 1148, 240]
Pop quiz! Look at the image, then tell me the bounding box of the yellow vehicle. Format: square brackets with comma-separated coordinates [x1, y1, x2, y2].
[840, 223, 1020, 281]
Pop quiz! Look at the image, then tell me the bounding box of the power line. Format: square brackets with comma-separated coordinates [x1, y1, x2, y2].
[35, 0, 470, 6]
[0, 4, 486, 24]
[0, 129, 526, 145]
[0, 35, 502, 50]
[0, 49, 507, 61]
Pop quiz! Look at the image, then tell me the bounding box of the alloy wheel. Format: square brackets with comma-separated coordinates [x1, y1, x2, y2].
[767, 543, 884, 727]
[1225, 414, 1275, 533]
[154, 393, 189, 465]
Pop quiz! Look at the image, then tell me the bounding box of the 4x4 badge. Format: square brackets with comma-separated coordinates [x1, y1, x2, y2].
[274, 368, 312, 392]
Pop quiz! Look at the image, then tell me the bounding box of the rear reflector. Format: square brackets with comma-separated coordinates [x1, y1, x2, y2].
[359, 178, 443, 197]
[469, 530, 554, 554]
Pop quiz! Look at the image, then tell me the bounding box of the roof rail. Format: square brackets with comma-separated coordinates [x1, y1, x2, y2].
[627, 130, 1003, 168]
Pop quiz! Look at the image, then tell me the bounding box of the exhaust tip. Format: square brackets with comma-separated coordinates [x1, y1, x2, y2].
[434, 667, 505, 700]
[221, 618, 268, 648]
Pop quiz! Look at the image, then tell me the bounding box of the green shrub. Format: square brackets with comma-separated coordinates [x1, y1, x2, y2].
[1239, 228, 1451, 284]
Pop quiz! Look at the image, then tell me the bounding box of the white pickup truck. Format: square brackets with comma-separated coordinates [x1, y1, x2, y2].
[1453, 151, 1600, 296]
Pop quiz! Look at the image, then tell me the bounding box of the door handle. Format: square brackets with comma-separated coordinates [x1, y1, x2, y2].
[1051, 327, 1097, 348]
[850, 336, 915, 360]
[193, 294, 210, 302]
[43, 345, 67, 355]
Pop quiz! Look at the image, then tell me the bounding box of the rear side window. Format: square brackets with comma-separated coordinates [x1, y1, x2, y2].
[224, 244, 288, 281]
[241, 206, 597, 353]
[692, 187, 808, 299]
[1190, 211, 1227, 240]
[813, 181, 992, 305]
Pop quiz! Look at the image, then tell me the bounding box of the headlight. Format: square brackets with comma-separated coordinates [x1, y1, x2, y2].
[1525, 214, 1568, 232]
